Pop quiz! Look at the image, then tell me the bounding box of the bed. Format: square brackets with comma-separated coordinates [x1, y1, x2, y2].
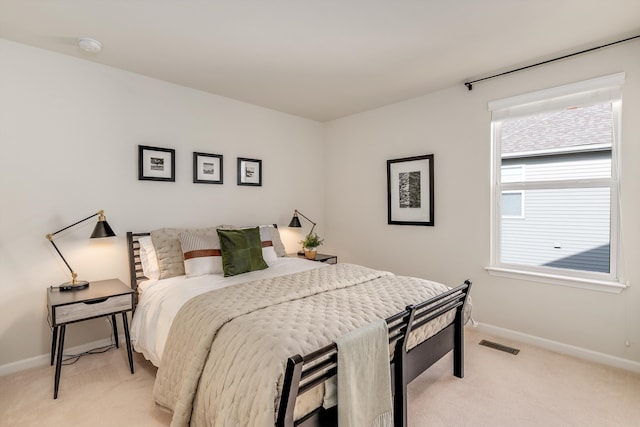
[126, 225, 471, 427]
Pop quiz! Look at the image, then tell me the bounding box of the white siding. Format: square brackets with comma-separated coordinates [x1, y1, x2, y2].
[500, 151, 612, 273]
[502, 152, 611, 182]
[501, 187, 611, 272]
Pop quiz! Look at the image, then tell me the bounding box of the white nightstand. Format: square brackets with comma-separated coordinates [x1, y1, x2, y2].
[47, 278, 134, 399]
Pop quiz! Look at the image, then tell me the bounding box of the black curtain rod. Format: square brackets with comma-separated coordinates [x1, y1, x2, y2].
[464, 34, 640, 91]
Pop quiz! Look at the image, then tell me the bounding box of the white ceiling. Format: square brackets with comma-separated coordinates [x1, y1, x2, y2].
[1, 0, 639, 121]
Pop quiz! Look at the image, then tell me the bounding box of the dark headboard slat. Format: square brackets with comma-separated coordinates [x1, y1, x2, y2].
[126, 231, 150, 307]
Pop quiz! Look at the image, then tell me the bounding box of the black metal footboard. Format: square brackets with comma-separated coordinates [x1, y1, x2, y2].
[276, 280, 472, 427]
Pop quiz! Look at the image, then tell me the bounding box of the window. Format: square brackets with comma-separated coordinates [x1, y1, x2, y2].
[501, 191, 523, 218]
[501, 165, 524, 218]
[488, 73, 625, 292]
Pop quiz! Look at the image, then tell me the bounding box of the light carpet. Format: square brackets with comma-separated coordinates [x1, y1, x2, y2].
[1, 328, 639, 426]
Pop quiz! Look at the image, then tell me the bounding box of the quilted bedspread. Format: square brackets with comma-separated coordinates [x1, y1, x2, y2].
[153, 263, 464, 427]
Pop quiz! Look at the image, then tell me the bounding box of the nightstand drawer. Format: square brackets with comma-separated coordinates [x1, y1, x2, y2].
[55, 294, 132, 324]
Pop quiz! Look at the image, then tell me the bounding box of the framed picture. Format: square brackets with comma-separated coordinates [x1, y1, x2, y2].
[387, 154, 434, 226]
[138, 145, 175, 182]
[237, 157, 262, 186]
[193, 152, 223, 184]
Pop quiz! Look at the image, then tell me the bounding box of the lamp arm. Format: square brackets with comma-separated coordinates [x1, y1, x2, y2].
[48, 211, 101, 238]
[48, 238, 75, 277]
[295, 209, 317, 233]
[45, 210, 105, 285]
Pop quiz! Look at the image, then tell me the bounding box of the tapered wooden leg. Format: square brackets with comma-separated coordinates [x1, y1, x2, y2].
[53, 325, 66, 399]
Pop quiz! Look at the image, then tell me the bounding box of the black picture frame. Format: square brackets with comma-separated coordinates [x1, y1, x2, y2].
[138, 145, 175, 182]
[237, 157, 262, 186]
[387, 154, 434, 226]
[193, 152, 223, 184]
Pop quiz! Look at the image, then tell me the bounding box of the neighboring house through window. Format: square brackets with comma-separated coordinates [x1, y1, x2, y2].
[488, 73, 625, 292]
[501, 165, 524, 218]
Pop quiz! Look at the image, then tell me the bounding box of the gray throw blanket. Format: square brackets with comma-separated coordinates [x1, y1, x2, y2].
[335, 319, 393, 427]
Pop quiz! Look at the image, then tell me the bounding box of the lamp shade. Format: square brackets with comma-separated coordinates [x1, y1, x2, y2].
[288, 215, 302, 228]
[90, 219, 115, 238]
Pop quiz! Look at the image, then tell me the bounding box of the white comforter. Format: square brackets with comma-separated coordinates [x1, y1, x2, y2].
[130, 257, 323, 367]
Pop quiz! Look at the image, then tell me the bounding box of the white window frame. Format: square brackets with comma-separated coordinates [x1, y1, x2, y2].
[487, 73, 627, 293]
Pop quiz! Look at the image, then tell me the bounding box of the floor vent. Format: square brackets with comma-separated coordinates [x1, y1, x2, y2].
[479, 340, 520, 355]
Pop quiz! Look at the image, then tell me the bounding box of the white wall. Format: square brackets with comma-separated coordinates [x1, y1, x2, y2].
[0, 39, 325, 367]
[2, 36, 639, 372]
[324, 41, 640, 364]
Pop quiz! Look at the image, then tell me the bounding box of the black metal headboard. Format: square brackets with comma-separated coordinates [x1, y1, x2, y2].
[126, 231, 150, 306]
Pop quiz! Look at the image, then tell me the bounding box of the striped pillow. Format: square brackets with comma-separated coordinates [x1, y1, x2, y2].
[151, 227, 218, 279]
[179, 232, 223, 277]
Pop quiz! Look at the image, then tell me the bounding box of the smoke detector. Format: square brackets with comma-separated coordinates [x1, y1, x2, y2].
[78, 37, 102, 54]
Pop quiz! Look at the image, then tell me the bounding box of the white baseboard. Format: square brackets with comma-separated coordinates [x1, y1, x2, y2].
[0, 336, 124, 377]
[474, 322, 640, 374]
[5, 325, 639, 375]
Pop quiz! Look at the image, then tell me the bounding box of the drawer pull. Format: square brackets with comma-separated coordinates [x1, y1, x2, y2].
[84, 297, 109, 304]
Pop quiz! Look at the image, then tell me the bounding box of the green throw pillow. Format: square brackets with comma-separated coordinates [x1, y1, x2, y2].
[217, 227, 268, 277]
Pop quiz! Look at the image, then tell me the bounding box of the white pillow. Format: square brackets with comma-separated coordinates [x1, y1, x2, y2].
[262, 246, 278, 266]
[179, 232, 223, 277]
[262, 225, 287, 257]
[248, 225, 283, 263]
[138, 236, 160, 280]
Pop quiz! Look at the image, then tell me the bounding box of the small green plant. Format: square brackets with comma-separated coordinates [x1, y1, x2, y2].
[300, 232, 324, 249]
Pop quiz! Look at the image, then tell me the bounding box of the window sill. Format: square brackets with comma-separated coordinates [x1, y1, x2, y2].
[485, 267, 628, 294]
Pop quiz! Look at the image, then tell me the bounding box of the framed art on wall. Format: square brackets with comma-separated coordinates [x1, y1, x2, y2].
[138, 145, 175, 182]
[237, 157, 262, 186]
[387, 154, 434, 226]
[193, 152, 223, 184]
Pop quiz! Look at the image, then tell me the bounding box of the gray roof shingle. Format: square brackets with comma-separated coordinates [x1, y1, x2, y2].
[501, 103, 612, 156]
